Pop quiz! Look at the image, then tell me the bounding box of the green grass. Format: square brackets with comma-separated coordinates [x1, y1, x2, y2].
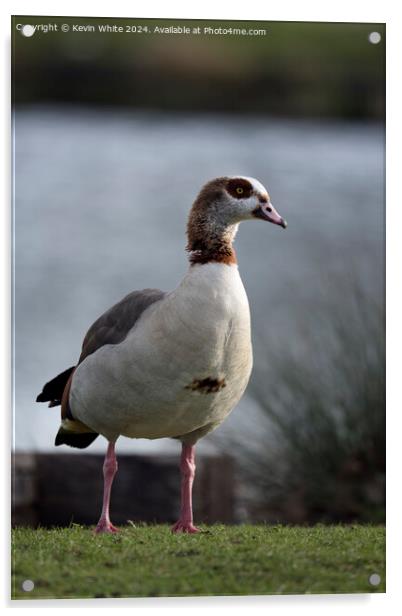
[11, 524, 385, 600]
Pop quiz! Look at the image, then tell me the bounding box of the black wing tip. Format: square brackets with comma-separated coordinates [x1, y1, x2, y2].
[36, 394, 61, 407]
[55, 429, 99, 449]
[36, 366, 75, 403]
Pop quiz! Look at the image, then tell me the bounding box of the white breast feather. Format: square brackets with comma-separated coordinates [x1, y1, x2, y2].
[70, 263, 253, 442]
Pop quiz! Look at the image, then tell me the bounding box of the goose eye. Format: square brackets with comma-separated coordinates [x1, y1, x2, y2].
[236, 187, 244, 195]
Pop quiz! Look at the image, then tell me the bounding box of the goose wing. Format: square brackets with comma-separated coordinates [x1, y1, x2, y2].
[36, 288, 166, 408]
[79, 288, 166, 363]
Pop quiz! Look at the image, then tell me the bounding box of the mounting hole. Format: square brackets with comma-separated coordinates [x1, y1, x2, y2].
[22, 579, 34, 592]
[368, 32, 381, 45]
[369, 573, 381, 586]
[21, 25, 35, 37]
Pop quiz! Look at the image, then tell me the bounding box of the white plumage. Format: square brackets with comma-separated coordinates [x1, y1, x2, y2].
[71, 262, 252, 442]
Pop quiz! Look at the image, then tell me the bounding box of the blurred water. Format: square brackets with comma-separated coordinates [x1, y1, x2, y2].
[13, 107, 384, 454]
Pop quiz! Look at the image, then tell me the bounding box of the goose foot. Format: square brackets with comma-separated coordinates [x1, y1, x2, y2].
[171, 520, 200, 534]
[94, 519, 119, 534]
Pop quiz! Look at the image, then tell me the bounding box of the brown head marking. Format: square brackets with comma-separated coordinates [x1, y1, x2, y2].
[187, 177, 239, 266]
[226, 178, 253, 200]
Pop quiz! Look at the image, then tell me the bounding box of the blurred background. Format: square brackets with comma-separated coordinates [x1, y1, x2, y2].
[12, 17, 385, 527]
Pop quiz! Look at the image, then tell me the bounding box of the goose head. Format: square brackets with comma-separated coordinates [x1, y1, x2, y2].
[225, 176, 287, 228]
[187, 176, 286, 265]
[189, 176, 286, 230]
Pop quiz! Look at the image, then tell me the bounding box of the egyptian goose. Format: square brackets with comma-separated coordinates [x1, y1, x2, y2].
[37, 176, 287, 533]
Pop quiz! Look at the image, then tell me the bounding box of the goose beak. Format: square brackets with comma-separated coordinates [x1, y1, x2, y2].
[253, 201, 287, 229]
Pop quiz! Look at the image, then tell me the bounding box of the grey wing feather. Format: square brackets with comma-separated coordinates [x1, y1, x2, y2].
[79, 288, 166, 363]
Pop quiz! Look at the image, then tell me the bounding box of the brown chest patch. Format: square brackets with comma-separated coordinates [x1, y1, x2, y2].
[185, 377, 227, 394]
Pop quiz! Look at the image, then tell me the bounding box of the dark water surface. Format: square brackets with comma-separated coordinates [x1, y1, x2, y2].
[13, 107, 384, 453]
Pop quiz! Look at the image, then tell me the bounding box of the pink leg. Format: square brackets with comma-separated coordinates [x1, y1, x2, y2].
[94, 441, 119, 534]
[172, 444, 200, 533]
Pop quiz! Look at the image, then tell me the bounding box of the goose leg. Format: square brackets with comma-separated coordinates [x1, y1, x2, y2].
[172, 444, 200, 533]
[94, 441, 119, 533]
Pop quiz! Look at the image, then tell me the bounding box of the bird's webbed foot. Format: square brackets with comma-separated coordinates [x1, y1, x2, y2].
[171, 520, 200, 534]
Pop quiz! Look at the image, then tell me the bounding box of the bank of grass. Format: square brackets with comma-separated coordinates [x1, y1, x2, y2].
[12, 524, 385, 600]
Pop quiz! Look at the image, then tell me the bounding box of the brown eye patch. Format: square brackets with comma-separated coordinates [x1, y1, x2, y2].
[226, 178, 253, 200]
